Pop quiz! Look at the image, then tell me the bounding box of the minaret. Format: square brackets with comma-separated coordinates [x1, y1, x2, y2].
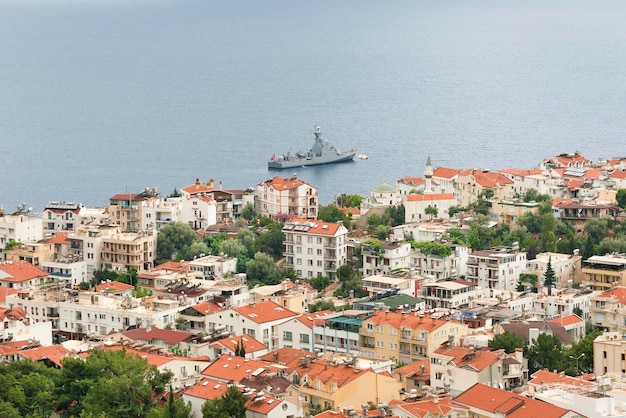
[424, 154, 433, 193]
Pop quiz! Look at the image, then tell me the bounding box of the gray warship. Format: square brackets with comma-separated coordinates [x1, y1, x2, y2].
[268, 127, 357, 169]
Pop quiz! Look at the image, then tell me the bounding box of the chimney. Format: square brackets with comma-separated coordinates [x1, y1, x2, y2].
[219, 180, 223, 190]
[209, 178, 214, 188]
[195, 178, 200, 185]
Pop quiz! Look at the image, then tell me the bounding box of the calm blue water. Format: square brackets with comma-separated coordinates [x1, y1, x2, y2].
[1, 0, 625, 212]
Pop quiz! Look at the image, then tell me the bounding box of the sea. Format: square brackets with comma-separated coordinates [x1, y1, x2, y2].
[1, 0, 625, 213]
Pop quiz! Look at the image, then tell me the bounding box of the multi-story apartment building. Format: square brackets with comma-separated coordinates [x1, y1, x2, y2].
[422, 280, 488, 309]
[256, 175, 318, 220]
[139, 196, 183, 231]
[67, 225, 122, 277]
[108, 189, 161, 232]
[0, 214, 43, 255]
[396, 176, 425, 197]
[593, 331, 626, 377]
[282, 217, 347, 280]
[580, 253, 626, 291]
[311, 310, 368, 355]
[188, 254, 238, 280]
[411, 243, 469, 280]
[100, 229, 158, 273]
[431, 167, 462, 197]
[276, 309, 333, 352]
[360, 274, 419, 298]
[4, 241, 54, 267]
[489, 199, 540, 225]
[361, 241, 411, 277]
[533, 288, 592, 321]
[525, 252, 582, 289]
[590, 287, 626, 333]
[456, 169, 514, 207]
[466, 247, 527, 292]
[0, 260, 50, 289]
[359, 307, 468, 363]
[202, 300, 297, 351]
[41, 201, 85, 235]
[180, 179, 254, 223]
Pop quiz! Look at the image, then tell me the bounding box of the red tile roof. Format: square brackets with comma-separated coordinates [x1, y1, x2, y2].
[258, 176, 308, 191]
[233, 301, 297, 324]
[0, 260, 49, 283]
[597, 287, 626, 304]
[0, 286, 18, 304]
[396, 397, 467, 417]
[398, 176, 425, 186]
[433, 346, 500, 372]
[200, 355, 277, 383]
[433, 167, 461, 179]
[155, 261, 187, 272]
[258, 347, 316, 372]
[294, 358, 376, 388]
[0, 306, 29, 324]
[210, 334, 266, 354]
[184, 377, 229, 400]
[94, 280, 134, 294]
[284, 218, 343, 236]
[468, 170, 514, 188]
[610, 170, 626, 179]
[18, 345, 70, 367]
[548, 314, 584, 327]
[365, 310, 460, 333]
[528, 370, 593, 389]
[394, 358, 430, 380]
[245, 394, 282, 414]
[190, 301, 224, 315]
[405, 193, 456, 202]
[499, 169, 544, 177]
[48, 232, 69, 244]
[110, 193, 147, 202]
[294, 310, 334, 328]
[454, 383, 572, 418]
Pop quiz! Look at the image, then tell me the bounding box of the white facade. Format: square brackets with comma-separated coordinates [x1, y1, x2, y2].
[282, 218, 348, 280]
[41, 202, 84, 234]
[422, 280, 489, 309]
[181, 195, 217, 230]
[256, 175, 318, 219]
[140, 197, 183, 231]
[0, 214, 43, 254]
[411, 244, 469, 280]
[404, 193, 458, 222]
[188, 255, 238, 280]
[466, 248, 527, 292]
[41, 259, 89, 287]
[362, 241, 412, 277]
[277, 316, 316, 351]
[525, 252, 581, 288]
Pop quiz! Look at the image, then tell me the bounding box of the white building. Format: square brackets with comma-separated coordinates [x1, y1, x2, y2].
[0, 214, 43, 255]
[411, 243, 469, 280]
[525, 252, 582, 289]
[67, 225, 121, 277]
[466, 247, 527, 292]
[100, 229, 158, 273]
[256, 175, 318, 220]
[277, 310, 333, 351]
[203, 300, 298, 351]
[404, 193, 458, 222]
[282, 217, 348, 280]
[140, 196, 183, 231]
[188, 254, 238, 280]
[360, 183, 401, 215]
[422, 280, 488, 309]
[361, 241, 411, 277]
[360, 274, 419, 298]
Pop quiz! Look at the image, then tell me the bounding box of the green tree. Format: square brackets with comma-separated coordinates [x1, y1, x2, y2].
[543, 257, 556, 296]
[56, 349, 172, 418]
[518, 212, 541, 234]
[201, 385, 247, 418]
[472, 197, 490, 215]
[616, 189, 626, 210]
[157, 222, 200, 260]
[488, 331, 525, 354]
[178, 240, 211, 262]
[167, 188, 181, 198]
[410, 241, 452, 258]
[254, 223, 285, 259]
[525, 333, 563, 374]
[311, 276, 330, 292]
[220, 239, 248, 259]
[146, 386, 193, 418]
[241, 202, 256, 221]
[234, 339, 246, 357]
[318, 204, 347, 223]
[584, 218, 610, 243]
[309, 299, 336, 312]
[374, 224, 392, 240]
[3, 239, 23, 251]
[424, 205, 438, 220]
[366, 213, 382, 230]
[336, 193, 364, 208]
[245, 252, 281, 285]
[583, 234, 596, 259]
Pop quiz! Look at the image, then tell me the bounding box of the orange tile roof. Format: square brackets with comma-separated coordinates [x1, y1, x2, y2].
[181, 183, 216, 195]
[184, 377, 229, 400]
[48, 232, 69, 245]
[0, 260, 49, 283]
[405, 193, 456, 202]
[396, 398, 467, 417]
[200, 354, 277, 382]
[294, 310, 334, 328]
[258, 347, 316, 372]
[610, 170, 626, 179]
[365, 310, 461, 333]
[284, 217, 343, 236]
[337, 207, 361, 216]
[433, 167, 462, 179]
[398, 176, 425, 186]
[295, 358, 372, 387]
[0, 286, 18, 304]
[529, 370, 594, 388]
[433, 346, 500, 372]
[394, 358, 430, 380]
[468, 170, 514, 188]
[18, 345, 70, 367]
[548, 314, 584, 327]
[110, 193, 147, 202]
[259, 176, 308, 191]
[94, 280, 134, 294]
[245, 394, 282, 414]
[0, 306, 29, 323]
[210, 334, 266, 354]
[155, 261, 187, 272]
[101, 344, 189, 367]
[233, 301, 297, 324]
[454, 383, 571, 418]
[595, 287, 626, 304]
[191, 301, 223, 315]
[498, 169, 544, 177]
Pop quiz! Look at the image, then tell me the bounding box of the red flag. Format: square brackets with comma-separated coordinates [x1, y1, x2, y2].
[270, 153, 275, 161]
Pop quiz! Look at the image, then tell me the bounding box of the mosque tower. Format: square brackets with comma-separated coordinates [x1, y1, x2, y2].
[424, 154, 433, 193]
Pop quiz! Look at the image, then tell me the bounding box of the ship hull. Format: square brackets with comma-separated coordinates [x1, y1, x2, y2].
[268, 151, 357, 169]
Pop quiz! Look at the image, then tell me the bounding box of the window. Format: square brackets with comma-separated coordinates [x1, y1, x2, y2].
[604, 351, 607, 359]
[284, 331, 293, 342]
[308, 260, 313, 266]
[435, 372, 443, 380]
[300, 334, 309, 344]
[308, 248, 313, 255]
